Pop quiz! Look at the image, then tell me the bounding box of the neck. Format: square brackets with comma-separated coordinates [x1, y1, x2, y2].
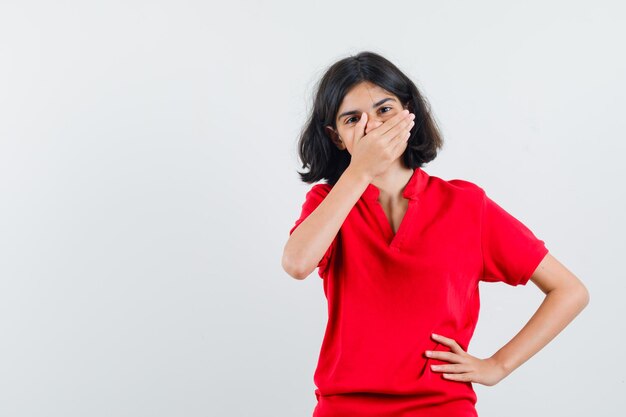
[371, 162, 415, 202]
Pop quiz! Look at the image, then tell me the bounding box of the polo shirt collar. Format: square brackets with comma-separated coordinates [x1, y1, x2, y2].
[362, 167, 429, 201]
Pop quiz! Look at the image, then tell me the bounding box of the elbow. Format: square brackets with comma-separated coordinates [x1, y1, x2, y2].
[281, 252, 312, 280]
[566, 282, 590, 311]
[551, 272, 590, 309]
[578, 285, 590, 309]
[572, 277, 590, 307]
[547, 281, 590, 313]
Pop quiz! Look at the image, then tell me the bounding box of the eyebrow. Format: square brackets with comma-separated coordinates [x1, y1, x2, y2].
[337, 97, 397, 121]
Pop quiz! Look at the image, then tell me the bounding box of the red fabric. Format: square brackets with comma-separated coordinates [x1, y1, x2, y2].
[289, 168, 549, 417]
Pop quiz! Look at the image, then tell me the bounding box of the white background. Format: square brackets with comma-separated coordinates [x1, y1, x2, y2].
[0, 1, 623, 416]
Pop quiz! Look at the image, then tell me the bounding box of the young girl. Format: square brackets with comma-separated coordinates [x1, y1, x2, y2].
[282, 51, 589, 417]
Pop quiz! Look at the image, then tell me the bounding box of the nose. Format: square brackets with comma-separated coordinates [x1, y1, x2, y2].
[364, 114, 383, 135]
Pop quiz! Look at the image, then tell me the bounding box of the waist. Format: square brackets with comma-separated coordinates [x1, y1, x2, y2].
[313, 392, 478, 417]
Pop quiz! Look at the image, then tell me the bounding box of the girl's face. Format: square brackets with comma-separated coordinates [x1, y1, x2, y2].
[325, 80, 408, 154]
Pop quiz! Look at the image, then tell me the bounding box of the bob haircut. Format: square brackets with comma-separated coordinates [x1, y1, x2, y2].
[296, 51, 444, 185]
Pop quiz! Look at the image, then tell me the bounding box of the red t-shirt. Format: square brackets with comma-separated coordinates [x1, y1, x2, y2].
[289, 167, 549, 417]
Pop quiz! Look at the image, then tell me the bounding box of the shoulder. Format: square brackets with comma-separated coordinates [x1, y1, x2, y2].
[306, 182, 333, 199]
[300, 182, 333, 207]
[447, 178, 486, 195]
[428, 175, 486, 200]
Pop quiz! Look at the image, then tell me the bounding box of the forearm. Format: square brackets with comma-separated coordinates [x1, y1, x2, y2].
[283, 165, 371, 278]
[490, 286, 589, 377]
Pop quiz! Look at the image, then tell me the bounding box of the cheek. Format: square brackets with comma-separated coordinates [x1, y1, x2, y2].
[337, 126, 351, 141]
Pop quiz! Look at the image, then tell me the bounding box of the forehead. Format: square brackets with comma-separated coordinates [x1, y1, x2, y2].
[339, 81, 396, 109]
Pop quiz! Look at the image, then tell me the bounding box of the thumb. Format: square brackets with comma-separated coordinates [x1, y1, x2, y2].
[354, 112, 367, 142]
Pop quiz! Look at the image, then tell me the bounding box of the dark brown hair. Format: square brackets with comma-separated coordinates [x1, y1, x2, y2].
[296, 51, 444, 185]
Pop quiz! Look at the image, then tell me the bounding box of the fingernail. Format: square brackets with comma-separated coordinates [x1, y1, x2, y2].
[432, 333, 438, 338]
[425, 351, 432, 356]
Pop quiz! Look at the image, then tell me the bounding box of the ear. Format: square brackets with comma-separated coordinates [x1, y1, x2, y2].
[325, 125, 345, 150]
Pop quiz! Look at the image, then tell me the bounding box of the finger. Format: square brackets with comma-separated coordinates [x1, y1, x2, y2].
[442, 372, 473, 382]
[431, 363, 471, 373]
[372, 109, 411, 137]
[432, 333, 453, 345]
[425, 350, 457, 363]
[390, 131, 410, 159]
[383, 115, 415, 145]
[390, 122, 413, 151]
[353, 112, 367, 143]
[432, 333, 465, 355]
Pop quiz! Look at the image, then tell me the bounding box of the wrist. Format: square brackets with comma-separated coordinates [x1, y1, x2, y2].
[344, 164, 373, 187]
[488, 354, 511, 379]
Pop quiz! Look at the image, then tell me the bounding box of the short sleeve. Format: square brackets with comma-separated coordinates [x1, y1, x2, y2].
[289, 183, 338, 278]
[480, 189, 549, 286]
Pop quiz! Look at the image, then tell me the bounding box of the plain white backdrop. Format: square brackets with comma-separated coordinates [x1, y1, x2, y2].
[0, 1, 623, 416]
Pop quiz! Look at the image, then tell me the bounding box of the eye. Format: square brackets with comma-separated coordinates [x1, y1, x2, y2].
[345, 107, 394, 124]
